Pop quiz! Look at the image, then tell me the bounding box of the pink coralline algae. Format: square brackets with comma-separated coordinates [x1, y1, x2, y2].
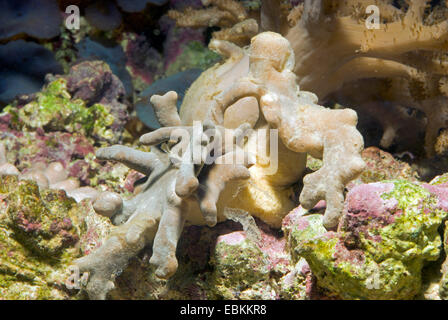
[342, 183, 402, 236]
[286, 180, 448, 299]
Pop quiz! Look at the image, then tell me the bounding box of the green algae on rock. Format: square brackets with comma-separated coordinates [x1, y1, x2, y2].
[431, 173, 448, 187]
[284, 180, 448, 299]
[429, 173, 448, 299]
[165, 41, 221, 76]
[277, 257, 314, 300]
[0, 175, 111, 299]
[4, 78, 116, 144]
[206, 231, 275, 300]
[104, 219, 314, 300]
[4, 178, 81, 257]
[357, 147, 419, 184]
[439, 219, 448, 299]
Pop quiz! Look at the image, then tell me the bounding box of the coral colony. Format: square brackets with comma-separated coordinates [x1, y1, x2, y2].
[0, 0, 448, 301]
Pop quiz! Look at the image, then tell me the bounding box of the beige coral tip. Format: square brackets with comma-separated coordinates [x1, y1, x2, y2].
[93, 191, 123, 217]
[339, 109, 359, 126]
[150, 91, 178, 105]
[150, 91, 181, 127]
[0, 163, 20, 176]
[200, 200, 218, 227]
[67, 187, 100, 203]
[175, 175, 199, 198]
[44, 162, 68, 184]
[20, 170, 50, 189]
[150, 255, 179, 280]
[323, 210, 342, 229]
[50, 177, 80, 192]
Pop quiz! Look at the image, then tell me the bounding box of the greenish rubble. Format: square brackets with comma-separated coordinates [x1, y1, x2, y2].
[285, 181, 447, 300]
[5, 78, 115, 144]
[165, 41, 221, 76]
[206, 232, 275, 299]
[0, 175, 111, 299]
[431, 173, 448, 186]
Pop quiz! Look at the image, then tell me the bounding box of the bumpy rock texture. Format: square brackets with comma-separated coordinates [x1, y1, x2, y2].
[5, 78, 117, 145]
[429, 173, 448, 299]
[285, 180, 448, 299]
[0, 175, 112, 299]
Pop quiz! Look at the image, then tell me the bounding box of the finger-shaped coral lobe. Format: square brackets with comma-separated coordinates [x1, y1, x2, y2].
[74, 31, 364, 299]
[150, 91, 182, 127]
[168, 0, 256, 45]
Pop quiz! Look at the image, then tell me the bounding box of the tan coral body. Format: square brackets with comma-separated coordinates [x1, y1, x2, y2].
[180, 42, 306, 228]
[74, 32, 364, 299]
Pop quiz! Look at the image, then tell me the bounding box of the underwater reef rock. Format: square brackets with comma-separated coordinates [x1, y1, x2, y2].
[121, 32, 164, 93]
[73, 31, 365, 299]
[4, 78, 121, 145]
[431, 173, 448, 188]
[354, 147, 420, 185]
[76, 38, 134, 97]
[2, 176, 81, 257]
[107, 218, 312, 300]
[430, 173, 448, 299]
[0, 123, 143, 199]
[0, 175, 112, 299]
[0, 59, 137, 198]
[0, 128, 95, 181]
[160, 12, 221, 75]
[440, 219, 448, 299]
[54, 60, 130, 137]
[284, 180, 448, 300]
[205, 214, 299, 300]
[164, 41, 221, 76]
[206, 231, 276, 299]
[205, 221, 319, 300]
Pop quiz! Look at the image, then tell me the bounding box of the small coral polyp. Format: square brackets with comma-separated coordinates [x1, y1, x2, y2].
[74, 32, 365, 299]
[0, 143, 99, 204]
